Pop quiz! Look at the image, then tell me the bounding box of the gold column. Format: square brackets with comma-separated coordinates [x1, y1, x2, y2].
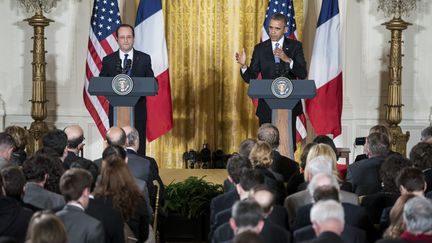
[382, 17, 410, 156]
[25, 9, 52, 154]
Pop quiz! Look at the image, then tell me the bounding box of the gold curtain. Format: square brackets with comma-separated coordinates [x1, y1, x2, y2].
[146, 0, 304, 168]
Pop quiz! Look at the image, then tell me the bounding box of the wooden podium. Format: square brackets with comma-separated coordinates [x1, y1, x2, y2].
[248, 79, 316, 159]
[88, 75, 158, 127]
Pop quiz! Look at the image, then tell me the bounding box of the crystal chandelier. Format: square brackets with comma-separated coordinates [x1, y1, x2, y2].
[17, 0, 58, 13]
[377, 0, 418, 18]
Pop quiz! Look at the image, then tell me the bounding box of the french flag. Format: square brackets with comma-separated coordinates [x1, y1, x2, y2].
[135, 0, 173, 141]
[306, 0, 343, 138]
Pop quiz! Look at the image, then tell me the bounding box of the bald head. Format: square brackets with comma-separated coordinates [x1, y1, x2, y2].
[106, 127, 126, 147]
[64, 125, 84, 149]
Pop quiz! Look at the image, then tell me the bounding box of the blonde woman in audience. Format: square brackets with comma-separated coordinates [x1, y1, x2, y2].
[249, 141, 285, 204]
[26, 211, 67, 243]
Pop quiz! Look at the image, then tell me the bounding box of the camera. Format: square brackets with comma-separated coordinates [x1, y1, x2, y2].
[355, 137, 366, 146]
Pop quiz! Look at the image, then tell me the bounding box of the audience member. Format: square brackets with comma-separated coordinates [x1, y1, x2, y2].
[249, 141, 286, 204]
[252, 184, 289, 229]
[123, 125, 164, 209]
[33, 148, 65, 194]
[238, 138, 257, 159]
[347, 132, 390, 195]
[382, 194, 417, 240]
[307, 200, 345, 243]
[286, 142, 316, 196]
[409, 142, 432, 193]
[56, 168, 105, 243]
[89, 145, 150, 243]
[22, 154, 65, 210]
[0, 133, 15, 169]
[69, 158, 99, 192]
[354, 125, 392, 162]
[257, 123, 299, 183]
[397, 167, 426, 196]
[361, 154, 411, 225]
[420, 126, 432, 144]
[377, 197, 432, 243]
[41, 129, 68, 162]
[210, 154, 251, 229]
[26, 211, 68, 243]
[213, 199, 291, 243]
[0, 166, 33, 242]
[209, 169, 263, 240]
[63, 125, 91, 169]
[4, 126, 28, 166]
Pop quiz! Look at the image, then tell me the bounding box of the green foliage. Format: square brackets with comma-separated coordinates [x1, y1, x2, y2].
[163, 176, 223, 219]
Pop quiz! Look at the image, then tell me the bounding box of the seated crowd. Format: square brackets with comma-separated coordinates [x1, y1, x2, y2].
[1, 123, 432, 243]
[0, 124, 164, 243]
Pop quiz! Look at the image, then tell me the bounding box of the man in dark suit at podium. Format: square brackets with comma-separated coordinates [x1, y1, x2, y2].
[100, 24, 154, 156]
[236, 13, 307, 140]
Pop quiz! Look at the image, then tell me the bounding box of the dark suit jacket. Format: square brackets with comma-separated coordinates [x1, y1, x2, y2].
[86, 197, 125, 243]
[210, 189, 239, 226]
[56, 204, 105, 243]
[297, 231, 347, 243]
[240, 38, 307, 124]
[100, 49, 154, 156]
[294, 226, 367, 243]
[293, 202, 376, 241]
[212, 220, 291, 243]
[271, 151, 299, 183]
[346, 156, 386, 196]
[0, 196, 33, 243]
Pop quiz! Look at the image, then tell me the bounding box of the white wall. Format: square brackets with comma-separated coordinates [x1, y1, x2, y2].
[0, 0, 430, 162]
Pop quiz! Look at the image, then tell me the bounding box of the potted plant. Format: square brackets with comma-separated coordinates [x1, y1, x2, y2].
[161, 176, 223, 242]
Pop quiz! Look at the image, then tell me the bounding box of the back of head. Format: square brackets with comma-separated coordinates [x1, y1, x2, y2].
[26, 211, 67, 243]
[4, 126, 28, 149]
[70, 158, 99, 191]
[231, 200, 264, 228]
[369, 125, 391, 140]
[63, 125, 84, 149]
[42, 129, 68, 157]
[310, 199, 345, 228]
[239, 138, 257, 158]
[227, 154, 252, 184]
[22, 154, 49, 183]
[420, 126, 432, 144]
[403, 197, 432, 234]
[365, 132, 390, 157]
[249, 141, 273, 168]
[396, 167, 426, 194]
[239, 169, 264, 192]
[312, 185, 340, 203]
[304, 154, 334, 181]
[59, 168, 92, 202]
[307, 173, 340, 201]
[313, 135, 339, 160]
[252, 184, 275, 214]
[0, 165, 25, 199]
[386, 193, 417, 238]
[0, 132, 16, 158]
[257, 123, 279, 149]
[105, 127, 126, 146]
[409, 142, 432, 171]
[123, 126, 139, 148]
[380, 154, 413, 193]
[233, 231, 262, 243]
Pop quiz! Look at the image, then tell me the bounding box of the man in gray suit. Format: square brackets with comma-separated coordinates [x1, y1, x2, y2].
[56, 168, 105, 243]
[22, 154, 65, 210]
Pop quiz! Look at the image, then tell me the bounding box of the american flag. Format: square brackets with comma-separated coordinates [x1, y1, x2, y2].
[83, 0, 121, 137]
[262, 0, 307, 142]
